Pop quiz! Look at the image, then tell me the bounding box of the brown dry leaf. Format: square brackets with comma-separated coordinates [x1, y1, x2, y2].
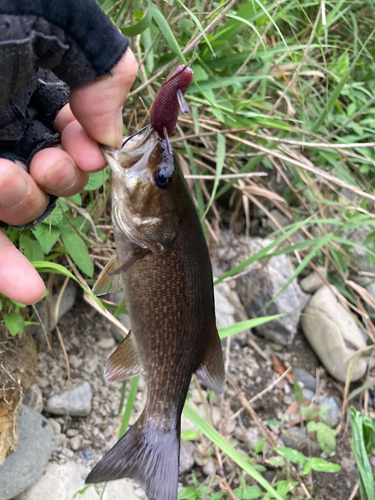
[284, 401, 306, 427]
[271, 354, 295, 384]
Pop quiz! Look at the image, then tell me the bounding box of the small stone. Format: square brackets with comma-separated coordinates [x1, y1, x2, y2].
[203, 457, 215, 476]
[35, 377, 49, 389]
[193, 448, 205, 466]
[318, 395, 341, 428]
[85, 355, 99, 374]
[81, 450, 93, 460]
[23, 385, 43, 413]
[302, 389, 315, 401]
[293, 368, 317, 391]
[97, 338, 115, 349]
[300, 266, 327, 293]
[62, 448, 74, 459]
[179, 441, 195, 473]
[45, 382, 92, 417]
[212, 406, 221, 426]
[245, 427, 262, 450]
[69, 435, 82, 451]
[69, 355, 81, 369]
[66, 429, 79, 438]
[0, 406, 54, 500]
[48, 419, 61, 435]
[52, 435, 66, 449]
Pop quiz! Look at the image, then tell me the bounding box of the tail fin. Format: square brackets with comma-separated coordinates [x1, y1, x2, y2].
[85, 415, 180, 500]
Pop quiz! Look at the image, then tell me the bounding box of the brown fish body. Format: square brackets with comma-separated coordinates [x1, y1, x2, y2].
[86, 74, 224, 500]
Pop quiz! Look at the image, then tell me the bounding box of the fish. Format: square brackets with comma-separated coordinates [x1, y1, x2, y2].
[85, 66, 225, 500]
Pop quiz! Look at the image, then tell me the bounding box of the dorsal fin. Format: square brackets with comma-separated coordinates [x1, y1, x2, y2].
[196, 323, 225, 394]
[104, 331, 143, 383]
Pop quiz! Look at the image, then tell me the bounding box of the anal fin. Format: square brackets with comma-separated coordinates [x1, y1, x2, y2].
[196, 324, 225, 394]
[104, 331, 143, 383]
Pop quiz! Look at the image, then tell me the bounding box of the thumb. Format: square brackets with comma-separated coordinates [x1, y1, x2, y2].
[69, 49, 138, 149]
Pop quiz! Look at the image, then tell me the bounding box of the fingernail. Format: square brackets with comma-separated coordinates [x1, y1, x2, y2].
[40, 158, 77, 193]
[0, 168, 29, 208]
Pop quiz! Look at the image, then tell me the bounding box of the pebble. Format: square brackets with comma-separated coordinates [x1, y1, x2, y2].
[0, 406, 54, 500]
[245, 427, 262, 450]
[85, 355, 99, 374]
[203, 457, 215, 476]
[69, 355, 82, 369]
[66, 429, 79, 438]
[300, 266, 327, 293]
[45, 381, 92, 417]
[52, 435, 66, 449]
[301, 390, 341, 428]
[97, 337, 116, 349]
[69, 436, 82, 451]
[14, 462, 139, 500]
[179, 441, 195, 473]
[23, 385, 44, 413]
[82, 450, 93, 460]
[293, 368, 317, 391]
[48, 418, 61, 435]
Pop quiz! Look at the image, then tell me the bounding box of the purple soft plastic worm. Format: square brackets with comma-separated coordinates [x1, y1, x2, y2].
[150, 65, 194, 138]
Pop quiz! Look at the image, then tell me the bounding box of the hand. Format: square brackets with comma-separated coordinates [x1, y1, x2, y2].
[0, 49, 138, 305]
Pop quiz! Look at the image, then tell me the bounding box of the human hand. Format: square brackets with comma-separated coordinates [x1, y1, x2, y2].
[0, 49, 138, 305]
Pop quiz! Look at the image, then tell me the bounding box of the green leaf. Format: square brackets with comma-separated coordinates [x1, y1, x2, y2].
[43, 206, 64, 227]
[33, 224, 60, 254]
[274, 446, 307, 464]
[218, 315, 285, 340]
[183, 402, 283, 500]
[4, 312, 25, 336]
[85, 167, 110, 191]
[232, 486, 261, 499]
[151, 5, 186, 63]
[177, 487, 199, 500]
[61, 230, 94, 277]
[268, 456, 285, 467]
[303, 458, 341, 475]
[181, 430, 200, 441]
[350, 407, 374, 500]
[306, 422, 337, 456]
[254, 438, 266, 454]
[19, 236, 45, 262]
[121, 2, 152, 36]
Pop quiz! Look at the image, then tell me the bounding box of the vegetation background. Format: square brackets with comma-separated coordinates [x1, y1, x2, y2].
[1, 0, 375, 498]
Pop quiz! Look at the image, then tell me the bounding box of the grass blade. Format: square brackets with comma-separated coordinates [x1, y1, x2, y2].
[151, 5, 186, 63]
[218, 314, 285, 339]
[118, 375, 139, 439]
[183, 402, 284, 500]
[202, 133, 225, 220]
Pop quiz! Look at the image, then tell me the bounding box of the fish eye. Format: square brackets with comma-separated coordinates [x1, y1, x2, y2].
[154, 168, 173, 189]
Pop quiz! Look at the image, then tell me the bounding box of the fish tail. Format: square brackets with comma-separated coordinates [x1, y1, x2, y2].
[85, 412, 180, 500]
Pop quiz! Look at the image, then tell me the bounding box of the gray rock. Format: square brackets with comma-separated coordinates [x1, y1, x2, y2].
[45, 382, 92, 417]
[97, 337, 115, 349]
[281, 427, 321, 456]
[14, 462, 138, 500]
[301, 285, 371, 382]
[179, 441, 195, 473]
[300, 266, 327, 293]
[218, 235, 309, 346]
[342, 225, 374, 272]
[203, 457, 215, 476]
[33, 283, 76, 332]
[293, 368, 317, 391]
[0, 406, 54, 500]
[84, 355, 99, 374]
[69, 435, 82, 451]
[214, 285, 236, 330]
[66, 429, 79, 438]
[23, 384, 43, 413]
[318, 396, 341, 428]
[300, 390, 341, 428]
[48, 418, 61, 435]
[245, 427, 262, 450]
[52, 434, 66, 449]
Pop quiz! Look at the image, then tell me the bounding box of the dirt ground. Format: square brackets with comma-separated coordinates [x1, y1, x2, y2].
[29, 293, 364, 500]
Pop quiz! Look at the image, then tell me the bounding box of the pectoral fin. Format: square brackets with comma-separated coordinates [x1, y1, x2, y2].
[196, 324, 225, 394]
[92, 253, 123, 296]
[93, 250, 147, 296]
[104, 331, 143, 383]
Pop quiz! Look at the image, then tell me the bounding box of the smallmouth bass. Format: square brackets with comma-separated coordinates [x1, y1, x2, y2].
[86, 66, 225, 500]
